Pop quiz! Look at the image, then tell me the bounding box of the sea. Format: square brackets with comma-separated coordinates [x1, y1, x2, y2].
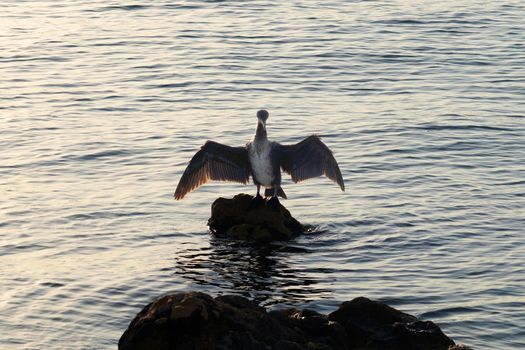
[1, 1, 524, 349]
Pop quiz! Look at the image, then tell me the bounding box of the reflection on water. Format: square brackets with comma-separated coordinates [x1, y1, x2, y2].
[1, 1, 524, 349]
[174, 236, 334, 307]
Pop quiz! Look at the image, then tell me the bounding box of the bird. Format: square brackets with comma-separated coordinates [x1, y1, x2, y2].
[174, 110, 345, 207]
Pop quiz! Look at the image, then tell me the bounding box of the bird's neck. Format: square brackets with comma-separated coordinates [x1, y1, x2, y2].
[254, 121, 267, 141]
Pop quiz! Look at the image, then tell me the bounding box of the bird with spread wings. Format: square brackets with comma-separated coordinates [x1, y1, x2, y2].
[174, 110, 344, 205]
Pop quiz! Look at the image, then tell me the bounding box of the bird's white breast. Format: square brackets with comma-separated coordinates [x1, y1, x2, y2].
[248, 141, 274, 187]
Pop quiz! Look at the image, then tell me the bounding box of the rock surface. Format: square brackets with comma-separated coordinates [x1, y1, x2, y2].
[119, 291, 459, 350]
[208, 194, 306, 241]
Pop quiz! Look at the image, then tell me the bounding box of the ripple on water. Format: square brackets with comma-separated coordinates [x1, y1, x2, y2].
[1, 1, 524, 350]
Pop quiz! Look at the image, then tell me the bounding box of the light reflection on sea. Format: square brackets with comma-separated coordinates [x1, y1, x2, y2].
[1, 1, 524, 349]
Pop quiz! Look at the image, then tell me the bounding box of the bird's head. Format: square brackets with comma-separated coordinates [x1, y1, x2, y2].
[257, 110, 269, 125]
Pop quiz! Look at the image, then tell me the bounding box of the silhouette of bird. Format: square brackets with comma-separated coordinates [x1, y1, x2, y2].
[174, 110, 344, 206]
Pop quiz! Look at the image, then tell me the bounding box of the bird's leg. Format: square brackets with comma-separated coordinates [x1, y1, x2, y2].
[249, 184, 264, 209]
[267, 187, 281, 211]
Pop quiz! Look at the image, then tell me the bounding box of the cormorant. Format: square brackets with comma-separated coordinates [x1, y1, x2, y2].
[174, 110, 344, 206]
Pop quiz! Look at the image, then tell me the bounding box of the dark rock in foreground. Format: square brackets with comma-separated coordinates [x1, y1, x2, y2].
[119, 291, 460, 350]
[208, 194, 306, 241]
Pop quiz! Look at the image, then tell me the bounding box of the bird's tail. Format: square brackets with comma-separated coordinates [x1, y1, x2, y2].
[265, 187, 287, 199]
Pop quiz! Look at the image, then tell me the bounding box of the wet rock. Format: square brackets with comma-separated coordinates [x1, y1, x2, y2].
[328, 297, 455, 350]
[208, 194, 307, 241]
[119, 292, 461, 350]
[448, 345, 473, 350]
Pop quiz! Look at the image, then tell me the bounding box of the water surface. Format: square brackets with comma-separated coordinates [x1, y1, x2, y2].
[1, 1, 524, 349]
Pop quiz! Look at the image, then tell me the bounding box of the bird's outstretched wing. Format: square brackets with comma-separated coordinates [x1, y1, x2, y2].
[274, 135, 345, 191]
[174, 141, 251, 200]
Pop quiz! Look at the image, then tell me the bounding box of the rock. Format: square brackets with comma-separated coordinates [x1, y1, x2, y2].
[207, 194, 307, 241]
[448, 345, 473, 350]
[119, 292, 462, 350]
[328, 297, 455, 350]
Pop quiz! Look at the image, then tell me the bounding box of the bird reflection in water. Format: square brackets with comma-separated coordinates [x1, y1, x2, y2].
[173, 237, 335, 308]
